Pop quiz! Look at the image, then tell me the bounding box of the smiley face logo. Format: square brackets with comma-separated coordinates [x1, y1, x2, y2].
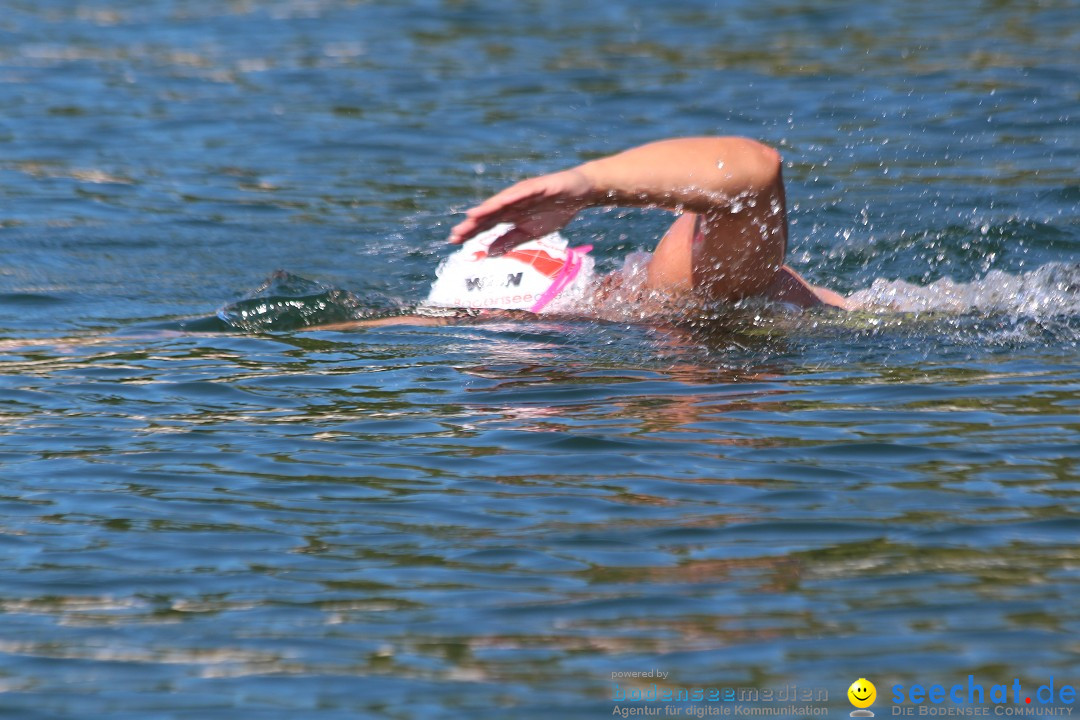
[848, 678, 877, 713]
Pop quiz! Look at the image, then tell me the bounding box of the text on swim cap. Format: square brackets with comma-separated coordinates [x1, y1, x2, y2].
[466, 273, 524, 291]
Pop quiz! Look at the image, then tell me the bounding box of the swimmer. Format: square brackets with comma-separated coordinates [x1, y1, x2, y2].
[313, 136, 849, 330]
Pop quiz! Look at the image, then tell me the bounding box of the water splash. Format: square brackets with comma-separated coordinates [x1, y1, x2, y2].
[847, 262, 1080, 317]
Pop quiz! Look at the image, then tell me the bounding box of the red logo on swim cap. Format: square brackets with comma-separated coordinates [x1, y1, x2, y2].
[502, 248, 565, 278]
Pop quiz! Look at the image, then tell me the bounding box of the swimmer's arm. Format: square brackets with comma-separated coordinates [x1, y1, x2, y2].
[576, 136, 782, 215]
[767, 266, 852, 310]
[451, 136, 791, 299]
[302, 310, 536, 331]
[302, 316, 454, 330]
[449, 137, 781, 248]
[578, 138, 791, 300]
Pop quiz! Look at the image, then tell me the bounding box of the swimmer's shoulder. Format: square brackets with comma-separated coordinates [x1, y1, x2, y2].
[767, 266, 851, 310]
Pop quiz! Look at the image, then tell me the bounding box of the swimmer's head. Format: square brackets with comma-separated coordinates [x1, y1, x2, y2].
[426, 224, 592, 312]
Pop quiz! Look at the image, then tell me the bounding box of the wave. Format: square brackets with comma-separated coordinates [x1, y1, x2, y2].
[846, 262, 1080, 317]
[184, 261, 1079, 336]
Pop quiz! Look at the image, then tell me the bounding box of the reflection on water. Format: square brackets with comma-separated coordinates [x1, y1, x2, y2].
[0, 331, 1077, 716]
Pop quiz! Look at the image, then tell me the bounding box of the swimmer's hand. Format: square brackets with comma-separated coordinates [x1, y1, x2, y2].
[448, 169, 593, 255]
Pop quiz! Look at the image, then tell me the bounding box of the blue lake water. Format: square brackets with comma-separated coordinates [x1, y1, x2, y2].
[0, 0, 1077, 717]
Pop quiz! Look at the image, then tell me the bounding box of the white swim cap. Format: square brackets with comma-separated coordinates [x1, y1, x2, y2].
[425, 224, 594, 312]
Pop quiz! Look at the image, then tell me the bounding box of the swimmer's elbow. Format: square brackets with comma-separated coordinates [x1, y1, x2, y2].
[760, 144, 783, 180]
[688, 137, 784, 199]
[734, 138, 783, 193]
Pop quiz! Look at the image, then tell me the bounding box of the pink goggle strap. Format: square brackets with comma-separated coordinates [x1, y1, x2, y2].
[529, 245, 593, 313]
